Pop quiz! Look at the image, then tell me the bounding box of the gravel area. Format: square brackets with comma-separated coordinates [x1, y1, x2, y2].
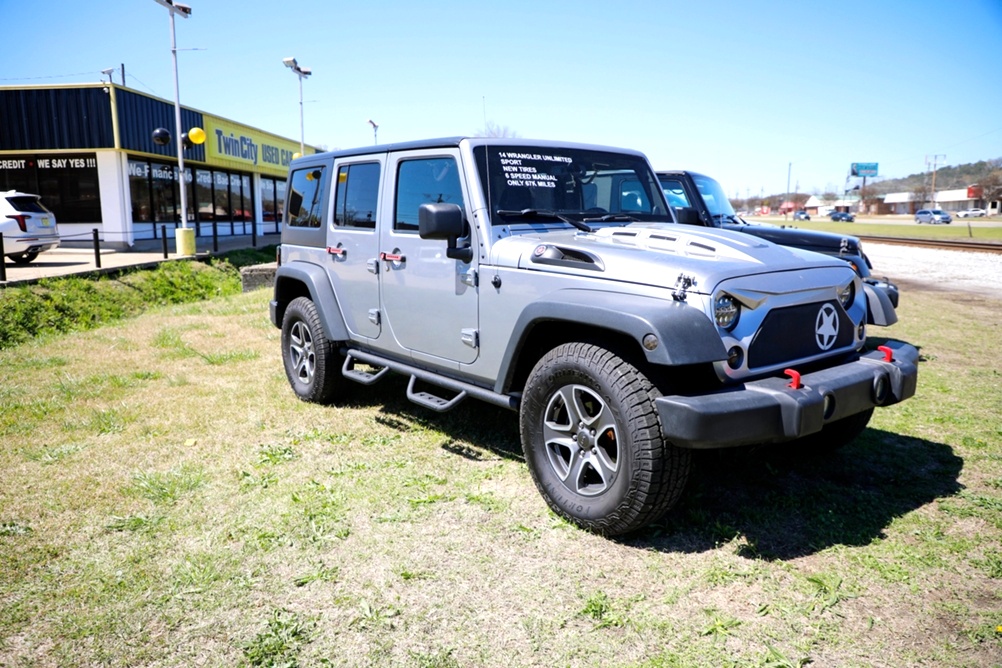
[863, 243, 1002, 302]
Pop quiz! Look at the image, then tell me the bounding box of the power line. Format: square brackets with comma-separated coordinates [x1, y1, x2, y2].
[0, 70, 104, 82]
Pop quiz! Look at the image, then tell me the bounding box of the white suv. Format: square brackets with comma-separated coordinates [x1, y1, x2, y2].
[1, 191, 60, 264]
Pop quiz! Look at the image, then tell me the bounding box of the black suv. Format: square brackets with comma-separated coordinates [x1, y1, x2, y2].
[829, 211, 856, 222]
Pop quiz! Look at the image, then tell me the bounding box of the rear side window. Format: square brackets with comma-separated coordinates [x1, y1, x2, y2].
[334, 162, 380, 229]
[394, 158, 464, 232]
[660, 179, 690, 208]
[6, 196, 49, 213]
[286, 166, 326, 228]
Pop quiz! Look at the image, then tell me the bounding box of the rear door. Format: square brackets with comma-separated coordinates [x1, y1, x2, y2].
[325, 158, 383, 340]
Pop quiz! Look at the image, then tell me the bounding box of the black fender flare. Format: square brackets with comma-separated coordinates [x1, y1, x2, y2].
[496, 289, 727, 393]
[863, 282, 897, 327]
[271, 262, 350, 342]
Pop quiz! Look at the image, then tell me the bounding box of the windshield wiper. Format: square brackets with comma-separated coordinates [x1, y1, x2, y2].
[496, 208, 593, 233]
[582, 213, 639, 223]
[712, 213, 744, 224]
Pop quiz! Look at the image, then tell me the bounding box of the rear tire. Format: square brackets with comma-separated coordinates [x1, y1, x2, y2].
[7, 251, 38, 264]
[281, 297, 347, 404]
[519, 342, 690, 536]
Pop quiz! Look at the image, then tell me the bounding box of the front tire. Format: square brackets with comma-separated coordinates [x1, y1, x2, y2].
[281, 297, 346, 404]
[519, 342, 690, 536]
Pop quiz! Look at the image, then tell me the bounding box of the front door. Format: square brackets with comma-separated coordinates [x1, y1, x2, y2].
[377, 149, 479, 366]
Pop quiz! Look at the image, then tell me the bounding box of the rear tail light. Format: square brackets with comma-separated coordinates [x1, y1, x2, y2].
[6, 214, 28, 232]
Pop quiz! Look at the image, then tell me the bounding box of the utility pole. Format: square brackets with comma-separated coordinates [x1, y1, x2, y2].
[926, 154, 946, 207]
[785, 162, 791, 219]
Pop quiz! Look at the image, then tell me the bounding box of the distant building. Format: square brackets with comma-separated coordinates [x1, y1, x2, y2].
[0, 83, 314, 248]
[881, 187, 997, 215]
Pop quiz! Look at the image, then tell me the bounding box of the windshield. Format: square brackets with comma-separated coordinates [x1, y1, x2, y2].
[689, 173, 736, 217]
[473, 145, 670, 226]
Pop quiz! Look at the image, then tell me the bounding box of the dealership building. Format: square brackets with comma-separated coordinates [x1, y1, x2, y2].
[0, 84, 313, 249]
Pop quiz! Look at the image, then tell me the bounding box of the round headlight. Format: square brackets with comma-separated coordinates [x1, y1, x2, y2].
[714, 294, 739, 330]
[838, 281, 855, 308]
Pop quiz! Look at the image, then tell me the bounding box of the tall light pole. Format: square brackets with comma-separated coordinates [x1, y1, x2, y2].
[368, 119, 378, 145]
[153, 0, 192, 232]
[283, 57, 311, 155]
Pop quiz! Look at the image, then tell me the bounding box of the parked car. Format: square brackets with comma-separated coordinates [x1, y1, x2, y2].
[1, 190, 60, 264]
[914, 209, 952, 224]
[658, 171, 898, 324]
[271, 139, 919, 536]
[793, 210, 810, 220]
[956, 208, 986, 218]
[829, 211, 855, 222]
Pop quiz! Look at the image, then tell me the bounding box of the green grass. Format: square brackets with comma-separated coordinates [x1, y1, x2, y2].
[0, 282, 1000, 666]
[0, 245, 276, 350]
[746, 216, 1002, 242]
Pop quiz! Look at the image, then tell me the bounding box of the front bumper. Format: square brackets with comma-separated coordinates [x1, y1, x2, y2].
[656, 340, 918, 449]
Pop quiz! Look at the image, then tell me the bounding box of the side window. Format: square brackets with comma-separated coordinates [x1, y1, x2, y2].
[286, 166, 325, 228]
[619, 178, 652, 213]
[661, 179, 690, 207]
[334, 162, 380, 229]
[394, 157, 464, 232]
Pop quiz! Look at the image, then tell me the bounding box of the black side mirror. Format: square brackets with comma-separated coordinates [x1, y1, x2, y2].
[674, 206, 702, 225]
[418, 202, 473, 263]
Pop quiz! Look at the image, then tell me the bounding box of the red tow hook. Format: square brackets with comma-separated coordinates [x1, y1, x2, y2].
[784, 369, 802, 390]
[877, 345, 893, 362]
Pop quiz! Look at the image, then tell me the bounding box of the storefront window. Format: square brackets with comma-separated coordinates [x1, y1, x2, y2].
[261, 178, 276, 222]
[129, 160, 152, 222]
[0, 153, 102, 224]
[276, 179, 287, 225]
[230, 173, 245, 221]
[242, 174, 254, 223]
[214, 171, 231, 221]
[151, 163, 177, 223]
[195, 169, 214, 222]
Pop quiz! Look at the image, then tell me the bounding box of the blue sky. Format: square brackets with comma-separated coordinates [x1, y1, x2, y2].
[3, 0, 1001, 198]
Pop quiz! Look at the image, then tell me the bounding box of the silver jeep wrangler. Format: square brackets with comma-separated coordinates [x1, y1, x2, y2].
[270, 137, 918, 536]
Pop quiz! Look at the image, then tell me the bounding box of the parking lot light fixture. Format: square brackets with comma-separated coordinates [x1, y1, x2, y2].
[368, 119, 378, 145]
[152, 0, 192, 233]
[283, 57, 312, 154]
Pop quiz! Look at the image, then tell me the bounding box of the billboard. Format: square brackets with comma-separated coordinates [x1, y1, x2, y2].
[851, 162, 878, 177]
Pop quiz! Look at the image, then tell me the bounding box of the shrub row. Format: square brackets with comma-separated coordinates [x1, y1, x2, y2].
[0, 258, 248, 350]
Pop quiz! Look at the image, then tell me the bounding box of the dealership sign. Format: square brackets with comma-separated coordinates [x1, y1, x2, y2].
[851, 162, 878, 177]
[202, 115, 312, 176]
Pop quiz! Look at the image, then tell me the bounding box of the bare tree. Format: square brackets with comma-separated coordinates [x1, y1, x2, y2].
[475, 121, 519, 138]
[911, 182, 930, 212]
[979, 170, 1002, 215]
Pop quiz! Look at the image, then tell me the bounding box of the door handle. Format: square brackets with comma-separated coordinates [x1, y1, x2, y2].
[327, 246, 346, 256]
[379, 252, 406, 263]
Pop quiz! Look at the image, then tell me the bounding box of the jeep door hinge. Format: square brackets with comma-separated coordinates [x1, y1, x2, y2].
[368, 309, 381, 326]
[460, 328, 479, 349]
[460, 269, 478, 287]
[366, 258, 379, 274]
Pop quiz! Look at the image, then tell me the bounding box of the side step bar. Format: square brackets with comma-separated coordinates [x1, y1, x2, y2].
[341, 349, 519, 413]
